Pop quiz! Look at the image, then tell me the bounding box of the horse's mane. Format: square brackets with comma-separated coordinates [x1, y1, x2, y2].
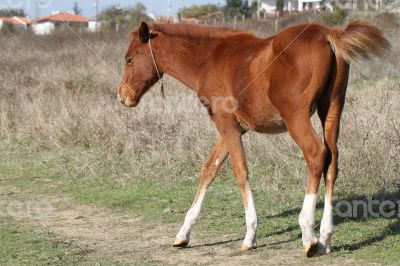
[132, 23, 256, 40]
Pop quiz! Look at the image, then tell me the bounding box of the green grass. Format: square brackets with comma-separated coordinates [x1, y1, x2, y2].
[0, 143, 399, 265]
[0, 143, 400, 264]
[0, 217, 98, 265]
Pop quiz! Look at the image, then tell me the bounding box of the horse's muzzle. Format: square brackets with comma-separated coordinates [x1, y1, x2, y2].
[120, 95, 138, 107]
[118, 84, 138, 107]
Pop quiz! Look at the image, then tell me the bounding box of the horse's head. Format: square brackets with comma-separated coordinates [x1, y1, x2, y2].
[119, 22, 161, 107]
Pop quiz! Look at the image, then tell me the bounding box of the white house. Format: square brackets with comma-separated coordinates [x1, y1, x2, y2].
[297, 0, 322, 11]
[260, 2, 277, 14]
[0, 16, 31, 30]
[32, 12, 88, 35]
[32, 21, 55, 35]
[251, 0, 323, 13]
[256, 0, 291, 14]
[88, 20, 102, 32]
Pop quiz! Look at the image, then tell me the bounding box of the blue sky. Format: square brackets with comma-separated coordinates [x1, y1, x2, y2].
[0, 0, 224, 18]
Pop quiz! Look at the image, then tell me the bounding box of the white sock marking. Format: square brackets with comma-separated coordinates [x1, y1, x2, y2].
[299, 194, 317, 245]
[243, 187, 258, 248]
[319, 195, 334, 253]
[176, 189, 206, 241]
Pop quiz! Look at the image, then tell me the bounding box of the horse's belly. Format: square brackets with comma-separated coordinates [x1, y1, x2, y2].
[252, 112, 287, 134]
[237, 104, 287, 134]
[237, 102, 317, 134]
[255, 118, 287, 134]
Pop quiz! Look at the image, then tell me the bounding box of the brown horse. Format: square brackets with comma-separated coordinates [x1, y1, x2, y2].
[118, 20, 389, 257]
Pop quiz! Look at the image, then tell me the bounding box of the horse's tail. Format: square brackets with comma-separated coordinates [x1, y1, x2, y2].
[327, 20, 389, 63]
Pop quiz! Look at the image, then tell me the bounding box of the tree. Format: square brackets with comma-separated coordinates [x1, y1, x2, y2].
[325, 5, 346, 25]
[0, 8, 26, 17]
[250, 0, 259, 14]
[134, 2, 146, 14]
[241, 0, 252, 17]
[224, 0, 251, 18]
[276, 0, 284, 15]
[73, 2, 82, 15]
[179, 4, 222, 19]
[126, 3, 151, 27]
[100, 3, 152, 32]
[0, 23, 13, 33]
[100, 5, 124, 32]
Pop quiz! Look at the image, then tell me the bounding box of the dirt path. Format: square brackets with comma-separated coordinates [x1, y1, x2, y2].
[0, 186, 372, 265]
[0, 186, 272, 265]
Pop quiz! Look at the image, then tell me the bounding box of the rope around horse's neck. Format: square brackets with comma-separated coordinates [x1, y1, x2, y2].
[148, 31, 165, 98]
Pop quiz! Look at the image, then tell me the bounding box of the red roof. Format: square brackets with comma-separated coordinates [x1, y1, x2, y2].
[34, 12, 88, 23]
[0, 16, 31, 26]
[181, 18, 201, 24]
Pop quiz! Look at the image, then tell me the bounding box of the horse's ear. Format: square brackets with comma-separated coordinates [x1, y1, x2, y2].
[139, 21, 150, 43]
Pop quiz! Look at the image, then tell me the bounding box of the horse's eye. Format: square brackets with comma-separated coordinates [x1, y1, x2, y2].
[126, 58, 133, 65]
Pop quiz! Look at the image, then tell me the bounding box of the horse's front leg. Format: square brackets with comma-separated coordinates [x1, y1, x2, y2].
[214, 115, 258, 251]
[173, 134, 228, 247]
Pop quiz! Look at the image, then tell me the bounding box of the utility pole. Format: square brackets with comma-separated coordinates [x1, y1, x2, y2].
[34, 0, 40, 19]
[94, 0, 99, 31]
[167, 0, 172, 17]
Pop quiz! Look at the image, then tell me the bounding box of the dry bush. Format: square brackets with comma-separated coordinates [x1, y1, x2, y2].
[0, 14, 399, 192]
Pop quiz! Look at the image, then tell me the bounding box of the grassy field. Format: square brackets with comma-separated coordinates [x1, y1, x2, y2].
[0, 12, 399, 265]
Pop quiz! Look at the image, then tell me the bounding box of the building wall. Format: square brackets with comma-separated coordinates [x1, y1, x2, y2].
[32, 22, 55, 35]
[88, 21, 102, 32]
[259, 0, 292, 14]
[297, 0, 322, 11]
[258, 0, 323, 13]
[260, 2, 276, 14]
[55, 22, 88, 33]
[32, 21, 89, 35]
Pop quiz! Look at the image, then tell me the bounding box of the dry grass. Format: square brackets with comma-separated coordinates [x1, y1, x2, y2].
[0, 13, 399, 193]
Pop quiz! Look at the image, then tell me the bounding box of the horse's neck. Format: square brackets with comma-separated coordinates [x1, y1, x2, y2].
[157, 36, 218, 92]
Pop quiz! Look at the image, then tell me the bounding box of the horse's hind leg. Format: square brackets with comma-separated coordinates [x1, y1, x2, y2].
[317, 59, 349, 255]
[174, 134, 229, 247]
[281, 110, 327, 257]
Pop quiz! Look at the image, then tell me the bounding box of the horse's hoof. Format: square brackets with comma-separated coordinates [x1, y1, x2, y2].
[317, 242, 331, 255]
[173, 238, 189, 248]
[304, 241, 319, 258]
[240, 244, 253, 252]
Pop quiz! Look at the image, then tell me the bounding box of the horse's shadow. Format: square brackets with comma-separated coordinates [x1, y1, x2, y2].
[259, 189, 400, 252]
[191, 190, 400, 252]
